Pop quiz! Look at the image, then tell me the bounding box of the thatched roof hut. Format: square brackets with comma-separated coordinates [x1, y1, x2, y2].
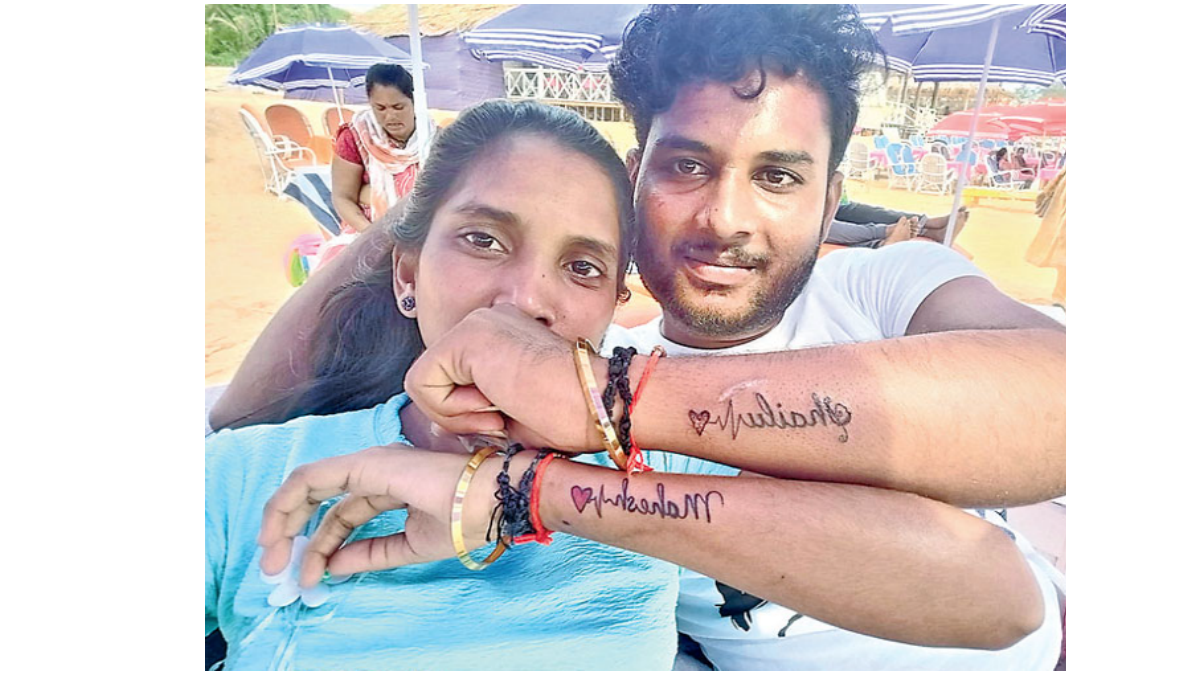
[351, 4, 516, 37]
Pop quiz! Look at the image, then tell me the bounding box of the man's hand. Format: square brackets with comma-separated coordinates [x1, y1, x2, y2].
[257, 444, 517, 587]
[404, 305, 607, 452]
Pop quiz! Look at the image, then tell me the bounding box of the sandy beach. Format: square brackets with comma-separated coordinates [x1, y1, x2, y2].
[205, 67, 1058, 386]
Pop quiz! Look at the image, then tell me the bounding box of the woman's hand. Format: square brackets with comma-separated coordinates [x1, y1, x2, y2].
[257, 444, 521, 587]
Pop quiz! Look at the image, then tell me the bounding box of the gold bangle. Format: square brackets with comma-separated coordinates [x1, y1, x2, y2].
[451, 445, 508, 571]
[573, 338, 628, 470]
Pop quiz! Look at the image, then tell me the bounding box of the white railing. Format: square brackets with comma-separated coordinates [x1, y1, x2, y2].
[503, 66, 629, 121]
[880, 102, 938, 136]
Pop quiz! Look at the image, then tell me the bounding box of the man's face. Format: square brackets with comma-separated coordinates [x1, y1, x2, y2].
[629, 71, 843, 348]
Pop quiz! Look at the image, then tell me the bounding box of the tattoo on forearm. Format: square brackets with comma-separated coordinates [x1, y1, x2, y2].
[570, 478, 725, 522]
[689, 392, 853, 442]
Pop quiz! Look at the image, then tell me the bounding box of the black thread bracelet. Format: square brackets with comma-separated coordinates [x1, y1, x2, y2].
[603, 347, 637, 455]
[492, 444, 552, 542]
[488, 444, 523, 543]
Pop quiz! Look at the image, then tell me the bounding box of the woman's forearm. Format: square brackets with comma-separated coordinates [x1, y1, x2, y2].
[330, 156, 375, 234]
[534, 459, 1044, 650]
[332, 193, 374, 234]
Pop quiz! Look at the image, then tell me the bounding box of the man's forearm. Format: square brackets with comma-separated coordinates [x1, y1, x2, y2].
[209, 226, 393, 431]
[532, 459, 1044, 650]
[623, 329, 1066, 507]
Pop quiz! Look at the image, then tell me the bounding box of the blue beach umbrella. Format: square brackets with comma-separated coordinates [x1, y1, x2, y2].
[1022, 4, 1066, 40]
[873, 9, 1064, 86]
[858, 3, 1033, 34]
[229, 24, 421, 111]
[463, 4, 646, 72]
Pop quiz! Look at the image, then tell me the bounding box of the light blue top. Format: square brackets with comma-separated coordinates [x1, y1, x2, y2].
[206, 393, 737, 670]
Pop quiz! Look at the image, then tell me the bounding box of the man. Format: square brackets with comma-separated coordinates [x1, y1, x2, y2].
[398, 5, 1064, 669]
[211, 4, 1064, 668]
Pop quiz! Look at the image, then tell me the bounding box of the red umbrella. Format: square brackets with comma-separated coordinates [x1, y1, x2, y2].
[997, 101, 1067, 137]
[928, 111, 1013, 140]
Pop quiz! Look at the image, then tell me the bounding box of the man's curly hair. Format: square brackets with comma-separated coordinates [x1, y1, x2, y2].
[610, 4, 883, 176]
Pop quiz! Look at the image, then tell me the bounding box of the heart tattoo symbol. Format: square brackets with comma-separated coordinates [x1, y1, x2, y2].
[689, 410, 711, 436]
[571, 486, 594, 513]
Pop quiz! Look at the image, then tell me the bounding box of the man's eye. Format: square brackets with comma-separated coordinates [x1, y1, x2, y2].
[464, 233, 502, 251]
[568, 260, 602, 278]
[674, 159, 705, 175]
[757, 169, 801, 187]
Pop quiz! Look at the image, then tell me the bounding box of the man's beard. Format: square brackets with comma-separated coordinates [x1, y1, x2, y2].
[635, 224, 821, 340]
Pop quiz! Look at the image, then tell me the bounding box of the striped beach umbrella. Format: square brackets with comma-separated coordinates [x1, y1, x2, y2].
[463, 4, 646, 72]
[229, 24, 422, 111]
[868, 6, 1065, 85]
[858, 4, 1032, 34]
[1021, 4, 1067, 40]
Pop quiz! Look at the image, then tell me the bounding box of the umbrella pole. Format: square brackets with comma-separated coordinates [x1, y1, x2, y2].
[328, 67, 344, 116]
[944, 18, 1000, 247]
[407, 4, 430, 158]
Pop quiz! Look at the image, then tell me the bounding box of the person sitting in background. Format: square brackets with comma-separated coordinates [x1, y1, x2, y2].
[996, 147, 1034, 189]
[827, 201, 970, 249]
[1013, 147, 1037, 176]
[331, 63, 437, 233]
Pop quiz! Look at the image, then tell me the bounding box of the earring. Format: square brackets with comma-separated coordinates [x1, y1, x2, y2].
[401, 296, 416, 312]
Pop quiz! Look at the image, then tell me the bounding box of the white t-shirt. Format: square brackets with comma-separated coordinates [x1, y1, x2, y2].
[604, 241, 1063, 670]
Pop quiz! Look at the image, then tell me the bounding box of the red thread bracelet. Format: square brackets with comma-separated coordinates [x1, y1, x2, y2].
[625, 346, 666, 474]
[513, 452, 559, 545]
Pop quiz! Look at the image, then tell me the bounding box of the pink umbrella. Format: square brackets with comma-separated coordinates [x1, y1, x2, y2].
[928, 111, 1013, 140]
[997, 101, 1067, 137]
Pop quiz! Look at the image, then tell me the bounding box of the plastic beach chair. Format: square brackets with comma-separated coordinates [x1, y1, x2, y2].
[884, 143, 918, 189]
[238, 105, 319, 196]
[324, 106, 356, 138]
[844, 141, 879, 181]
[265, 103, 334, 164]
[913, 153, 954, 195]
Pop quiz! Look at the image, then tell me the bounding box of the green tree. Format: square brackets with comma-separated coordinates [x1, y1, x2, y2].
[1012, 82, 1067, 104]
[205, 4, 351, 67]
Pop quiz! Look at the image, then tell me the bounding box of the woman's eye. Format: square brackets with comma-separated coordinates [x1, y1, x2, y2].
[568, 260, 603, 279]
[464, 232, 502, 251]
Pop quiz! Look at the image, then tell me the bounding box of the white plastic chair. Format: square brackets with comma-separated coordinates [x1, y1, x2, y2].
[844, 141, 878, 180]
[913, 153, 954, 195]
[238, 108, 318, 196]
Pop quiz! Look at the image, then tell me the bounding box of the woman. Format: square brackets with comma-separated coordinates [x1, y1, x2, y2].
[331, 63, 436, 233]
[207, 101, 1044, 669]
[997, 147, 1035, 189]
[1027, 170, 1067, 308]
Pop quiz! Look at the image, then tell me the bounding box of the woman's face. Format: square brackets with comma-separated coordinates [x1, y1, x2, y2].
[397, 134, 623, 348]
[368, 84, 416, 144]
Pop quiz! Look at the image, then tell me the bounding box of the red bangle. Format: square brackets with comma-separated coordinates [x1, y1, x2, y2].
[513, 452, 559, 545]
[625, 346, 666, 474]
